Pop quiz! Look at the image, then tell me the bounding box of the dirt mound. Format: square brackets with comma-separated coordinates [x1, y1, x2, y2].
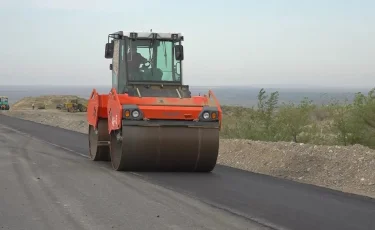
[218, 139, 375, 198]
[11, 95, 88, 110]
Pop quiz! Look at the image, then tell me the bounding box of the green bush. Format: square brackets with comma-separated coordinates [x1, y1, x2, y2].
[220, 87, 375, 149]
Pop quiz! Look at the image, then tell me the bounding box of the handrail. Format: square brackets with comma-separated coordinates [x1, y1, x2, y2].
[208, 89, 222, 130]
[90, 88, 98, 99]
[110, 87, 122, 107]
[208, 90, 222, 112]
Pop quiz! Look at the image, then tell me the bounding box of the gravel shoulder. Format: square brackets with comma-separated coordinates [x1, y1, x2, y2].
[2, 109, 375, 199]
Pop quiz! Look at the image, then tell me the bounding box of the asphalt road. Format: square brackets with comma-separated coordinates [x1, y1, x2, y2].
[1, 114, 375, 230]
[0, 120, 266, 230]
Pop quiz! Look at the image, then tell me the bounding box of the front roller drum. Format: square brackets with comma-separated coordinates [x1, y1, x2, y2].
[89, 119, 111, 161]
[110, 126, 220, 172]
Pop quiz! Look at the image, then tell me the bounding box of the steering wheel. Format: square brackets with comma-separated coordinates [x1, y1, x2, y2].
[174, 62, 181, 80]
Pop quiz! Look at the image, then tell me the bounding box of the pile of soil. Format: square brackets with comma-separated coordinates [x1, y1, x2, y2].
[11, 95, 88, 110]
[218, 139, 375, 198]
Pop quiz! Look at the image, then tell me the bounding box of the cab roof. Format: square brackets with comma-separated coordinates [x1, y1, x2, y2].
[109, 31, 184, 41]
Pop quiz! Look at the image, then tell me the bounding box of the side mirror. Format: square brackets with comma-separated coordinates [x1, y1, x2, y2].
[105, 41, 114, 59]
[175, 45, 184, 61]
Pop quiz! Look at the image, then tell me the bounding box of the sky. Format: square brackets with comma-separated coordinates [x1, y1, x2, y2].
[0, 0, 374, 87]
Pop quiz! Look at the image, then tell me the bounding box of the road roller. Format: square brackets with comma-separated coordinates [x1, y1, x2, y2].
[0, 96, 10, 110]
[87, 31, 222, 172]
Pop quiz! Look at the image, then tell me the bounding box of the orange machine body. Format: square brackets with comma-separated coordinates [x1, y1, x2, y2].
[87, 88, 222, 134]
[86, 31, 222, 172]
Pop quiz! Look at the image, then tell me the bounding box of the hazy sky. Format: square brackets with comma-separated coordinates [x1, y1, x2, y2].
[0, 0, 374, 87]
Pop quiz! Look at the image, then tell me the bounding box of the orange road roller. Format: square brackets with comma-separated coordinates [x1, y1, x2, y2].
[87, 31, 222, 172]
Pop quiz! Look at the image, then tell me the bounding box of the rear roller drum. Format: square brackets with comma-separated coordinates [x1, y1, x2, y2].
[110, 130, 126, 171]
[88, 119, 111, 161]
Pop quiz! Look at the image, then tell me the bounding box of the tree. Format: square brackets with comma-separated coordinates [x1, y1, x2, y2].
[255, 88, 279, 141]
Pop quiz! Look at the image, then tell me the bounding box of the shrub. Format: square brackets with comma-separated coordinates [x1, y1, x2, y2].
[219, 87, 375, 149]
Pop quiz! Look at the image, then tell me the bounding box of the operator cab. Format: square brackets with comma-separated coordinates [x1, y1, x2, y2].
[104, 31, 189, 98]
[0, 97, 8, 103]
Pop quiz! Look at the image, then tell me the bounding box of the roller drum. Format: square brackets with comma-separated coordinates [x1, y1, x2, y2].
[89, 119, 111, 161]
[110, 125, 219, 172]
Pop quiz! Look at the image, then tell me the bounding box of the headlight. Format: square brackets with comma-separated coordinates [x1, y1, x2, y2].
[132, 110, 140, 118]
[202, 112, 210, 119]
[122, 105, 143, 120]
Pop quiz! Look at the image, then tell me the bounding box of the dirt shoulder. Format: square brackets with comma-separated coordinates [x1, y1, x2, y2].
[2, 108, 375, 199]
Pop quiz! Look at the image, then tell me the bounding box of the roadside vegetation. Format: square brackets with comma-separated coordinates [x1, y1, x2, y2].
[221, 88, 375, 149]
[8, 91, 375, 149]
